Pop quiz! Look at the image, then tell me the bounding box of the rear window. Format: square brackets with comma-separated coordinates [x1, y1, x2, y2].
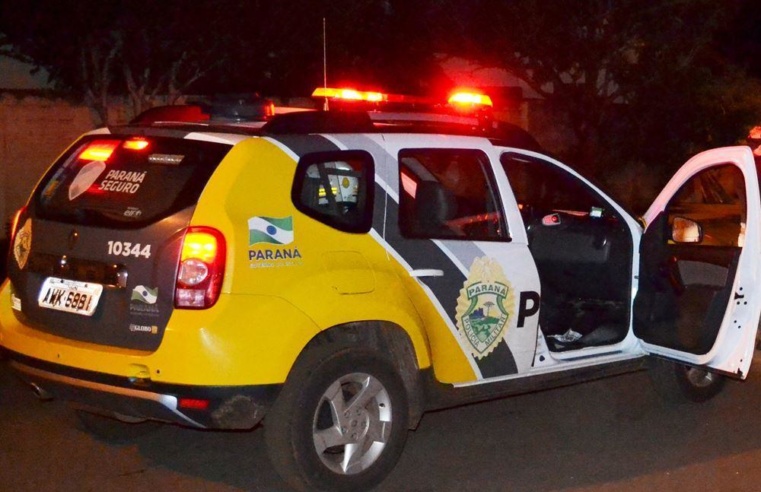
[291, 150, 374, 233]
[34, 135, 231, 227]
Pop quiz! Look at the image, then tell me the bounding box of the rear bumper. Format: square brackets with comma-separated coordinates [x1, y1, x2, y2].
[3, 348, 280, 429]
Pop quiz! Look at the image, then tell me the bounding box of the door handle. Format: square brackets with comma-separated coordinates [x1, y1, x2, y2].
[409, 269, 444, 278]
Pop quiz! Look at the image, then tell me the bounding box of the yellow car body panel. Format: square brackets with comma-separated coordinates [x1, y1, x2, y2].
[190, 139, 447, 379]
[1, 281, 321, 385]
[0, 138, 477, 388]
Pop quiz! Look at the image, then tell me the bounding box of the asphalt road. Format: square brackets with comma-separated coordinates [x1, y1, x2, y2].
[2, 354, 761, 492]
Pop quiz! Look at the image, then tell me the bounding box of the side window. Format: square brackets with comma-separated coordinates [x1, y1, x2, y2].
[500, 153, 608, 224]
[291, 150, 374, 233]
[398, 148, 508, 241]
[666, 164, 746, 247]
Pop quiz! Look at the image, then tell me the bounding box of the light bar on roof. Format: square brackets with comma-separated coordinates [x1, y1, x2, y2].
[312, 87, 386, 102]
[448, 91, 493, 107]
[368, 111, 479, 126]
[313, 86, 494, 110]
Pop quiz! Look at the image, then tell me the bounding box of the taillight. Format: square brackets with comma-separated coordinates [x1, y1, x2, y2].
[175, 227, 226, 309]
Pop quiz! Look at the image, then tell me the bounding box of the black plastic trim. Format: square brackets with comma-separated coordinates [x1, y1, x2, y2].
[3, 349, 281, 429]
[422, 357, 647, 411]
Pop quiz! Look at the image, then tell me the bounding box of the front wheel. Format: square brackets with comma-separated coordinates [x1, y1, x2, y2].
[265, 346, 409, 492]
[647, 357, 725, 403]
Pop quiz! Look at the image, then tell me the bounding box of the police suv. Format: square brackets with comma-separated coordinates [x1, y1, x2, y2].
[2, 88, 760, 491]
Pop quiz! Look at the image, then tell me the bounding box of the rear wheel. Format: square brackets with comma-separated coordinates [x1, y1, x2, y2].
[265, 345, 409, 492]
[647, 357, 725, 403]
[75, 409, 160, 443]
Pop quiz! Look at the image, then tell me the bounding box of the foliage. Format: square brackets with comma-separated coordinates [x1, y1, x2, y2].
[207, 0, 446, 96]
[441, 1, 761, 179]
[718, 0, 761, 79]
[0, 0, 446, 122]
[1, 0, 760, 202]
[1, 0, 254, 123]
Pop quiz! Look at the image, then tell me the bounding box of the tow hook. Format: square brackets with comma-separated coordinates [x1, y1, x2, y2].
[29, 382, 53, 401]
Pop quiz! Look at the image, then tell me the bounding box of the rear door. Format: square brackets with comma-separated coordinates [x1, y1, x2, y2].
[8, 130, 233, 352]
[633, 146, 761, 378]
[380, 137, 542, 384]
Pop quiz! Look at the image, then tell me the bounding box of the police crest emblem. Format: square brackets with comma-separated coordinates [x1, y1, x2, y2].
[13, 218, 32, 270]
[455, 257, 515, 359]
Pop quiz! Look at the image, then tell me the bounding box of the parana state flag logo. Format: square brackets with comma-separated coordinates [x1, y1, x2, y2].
[131, 285, 158, 304]
[248, 216, 294, 245]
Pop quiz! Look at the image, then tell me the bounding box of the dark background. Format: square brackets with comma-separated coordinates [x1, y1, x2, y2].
[2, 0, 760, 175]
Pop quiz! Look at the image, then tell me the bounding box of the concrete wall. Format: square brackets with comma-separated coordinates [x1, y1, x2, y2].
[0, 93, 97, 232]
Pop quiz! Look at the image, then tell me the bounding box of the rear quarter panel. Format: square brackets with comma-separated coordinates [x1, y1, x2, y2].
[190, 138, 434, 382]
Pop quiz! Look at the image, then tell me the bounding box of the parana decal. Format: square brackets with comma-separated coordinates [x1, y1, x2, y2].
[98, 169, 147, 194]
[248, 216, 294, 245]
[130, 285, 160, 317]
[13, 218, 32, 270]
[247, 216, 302, 268]
[131, 285, 158, 304]
[455, 256, 516, 360]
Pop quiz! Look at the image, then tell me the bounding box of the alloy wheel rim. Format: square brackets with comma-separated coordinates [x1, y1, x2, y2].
[685, 366, 716, 388]
[312, 372, 393, 475]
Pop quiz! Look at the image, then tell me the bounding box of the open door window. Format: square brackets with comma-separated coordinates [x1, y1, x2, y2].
[634, 146, 761, 378]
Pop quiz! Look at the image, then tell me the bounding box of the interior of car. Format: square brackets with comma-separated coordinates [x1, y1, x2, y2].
[633, 164, 746, 354]
[501, 153, 634, 352]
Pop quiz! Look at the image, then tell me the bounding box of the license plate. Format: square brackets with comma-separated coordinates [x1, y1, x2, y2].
[38, 277, 103, 316]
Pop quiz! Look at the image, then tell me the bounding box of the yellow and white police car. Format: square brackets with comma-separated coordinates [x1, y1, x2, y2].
[2, 88, 760, 491]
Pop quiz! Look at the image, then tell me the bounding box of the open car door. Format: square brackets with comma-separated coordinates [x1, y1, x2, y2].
[634, 146, 761, 378]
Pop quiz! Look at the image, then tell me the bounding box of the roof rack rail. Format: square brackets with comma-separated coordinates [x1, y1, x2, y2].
[130, 94, 275, 125]
[260, 109, 541, 150]
[367, 111, 481, 127]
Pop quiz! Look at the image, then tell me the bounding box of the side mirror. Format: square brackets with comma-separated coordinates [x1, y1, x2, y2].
[671, 216, 703, 243]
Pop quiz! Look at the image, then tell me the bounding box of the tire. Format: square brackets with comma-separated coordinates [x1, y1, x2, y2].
[265, 345, 409, 492]
[75, 409, 160, 443]
[647, 357, 725, 403]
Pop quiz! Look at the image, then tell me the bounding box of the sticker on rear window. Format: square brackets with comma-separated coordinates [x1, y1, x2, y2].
[69, 161, 106, 200]
[98, 169, 147, 194]
[148, 154, 184, 165]
[123, 207, 143, 218]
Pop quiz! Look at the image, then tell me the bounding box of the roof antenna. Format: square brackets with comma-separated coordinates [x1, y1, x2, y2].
[322, 17, 329, 111]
